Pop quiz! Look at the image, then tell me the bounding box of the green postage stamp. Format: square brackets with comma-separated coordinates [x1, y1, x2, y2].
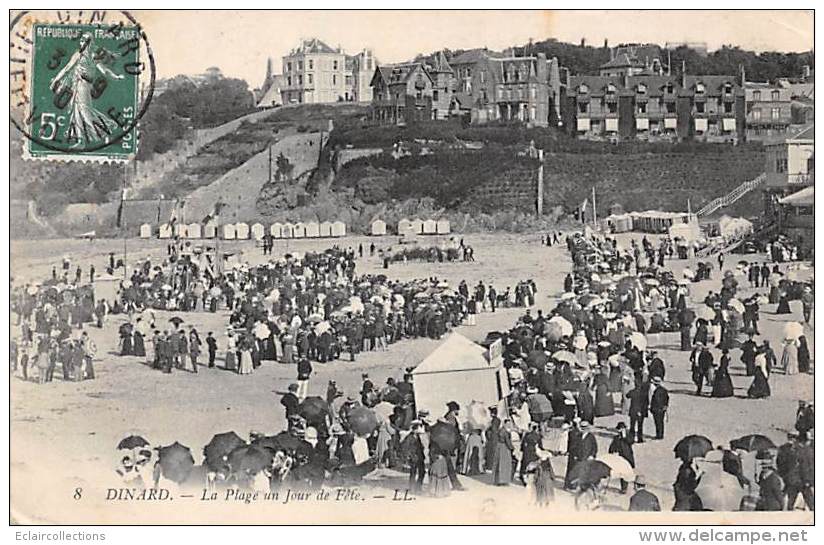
[26, 23, 141, 161]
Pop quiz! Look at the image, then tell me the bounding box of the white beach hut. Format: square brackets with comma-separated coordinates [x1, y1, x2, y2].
[371, 219, 387, 236]
[139, 224, 152, 239]
[159, 223, 173, 239]
[251, 223, 265, 240]
[331, 221, 346, 237]
[436, 219, 451, 234]
[222, 224, 236, 240]
[305, 221, 320, 238]
[319, 221, 333, 238]
[234, 222, 250, 240]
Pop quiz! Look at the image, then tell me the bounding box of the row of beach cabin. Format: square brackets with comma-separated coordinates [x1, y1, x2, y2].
[370, 218, 451, 236]
[141, 221, 347, 240]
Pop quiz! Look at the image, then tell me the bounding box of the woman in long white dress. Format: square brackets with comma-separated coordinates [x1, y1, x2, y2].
[239, 336, 254, 375]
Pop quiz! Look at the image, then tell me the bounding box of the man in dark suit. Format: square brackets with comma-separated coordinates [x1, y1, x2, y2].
[578, 421, 598, 461]
[441, 401, 465, 490]
[564, 420, 583, 490]
[401, 420, 426, 493]
[649, 376, 670, 440]
[629, 475, 661, 511]
[280, 383, 300, 420]
[757, 462, 785, 511]
[206, 332, 217, 368]
[795, 432, 815, 511]
[628, 382, 650, 443]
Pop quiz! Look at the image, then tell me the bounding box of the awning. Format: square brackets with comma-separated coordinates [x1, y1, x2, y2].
[636, 118, 649, 130]
[664, 117, 677, 129]
[722, 118, 736, 131]
[778, 186, 814, 206]
[577, 118, 591, 131]
[695, 118, 708, 132]
[605, 118, 619, 132]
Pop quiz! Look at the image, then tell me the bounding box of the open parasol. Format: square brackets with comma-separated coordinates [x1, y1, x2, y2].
[306, 313, 323, 324]
[551, 350, 577, 365]
[568, 459, 611, 487]
[548, 316, 573, 337]
[203, 431, 246, 472]
[466, 401, 491, 430]
[117, 435, 150, 450]
[169, 316, 184, 327]
[674, 434, 713, 462]
[348, 406, 379, 437]
[429, 421, 459, 452]
[227, 444, 274, 476]
[597, 453, 636, 481]
[253, 322, 271, 340]
[730, 434, 776, 453]
[694, 472, 745, 511]
[156, 442, 195, 483]
[628, 332, 647, 351]
[695, 306, 715, 321]
[727, 299, 745, 313]
[299, 396, 330, 423]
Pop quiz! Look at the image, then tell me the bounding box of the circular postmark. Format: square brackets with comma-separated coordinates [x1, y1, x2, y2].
[9, 10, 156, 160]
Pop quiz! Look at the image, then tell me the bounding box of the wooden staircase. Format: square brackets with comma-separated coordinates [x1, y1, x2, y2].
[696, 173, 766, 217]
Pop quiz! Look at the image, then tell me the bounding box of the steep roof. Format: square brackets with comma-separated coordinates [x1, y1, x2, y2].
[600, 53, 645, 70]
[372, 63, 432, 87]
[296, 38, 338, 55]
[788, 124, 815, 142]
[682, 75, 741, 96]
[412, 333, 492, 375]
[430, 51, 453, 73]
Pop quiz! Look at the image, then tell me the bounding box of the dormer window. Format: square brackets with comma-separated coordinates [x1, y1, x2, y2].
[637, 83, 647, 94]
[695, 82, 705, 94]
[579, 83, 589, 94]
[606, 83, 617, 94]
[723, 83, 733, 94]
[666, 83, 674, 94]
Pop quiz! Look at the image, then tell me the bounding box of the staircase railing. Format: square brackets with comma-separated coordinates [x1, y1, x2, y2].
[696, 173, 766, 217]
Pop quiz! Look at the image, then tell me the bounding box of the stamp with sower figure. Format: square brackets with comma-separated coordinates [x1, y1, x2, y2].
[10, 10, 155, 162]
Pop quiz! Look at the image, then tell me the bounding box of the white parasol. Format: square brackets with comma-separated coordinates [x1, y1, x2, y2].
[628, 332, 647, 351]
[548, 316, 573, 337]
[783, 321, 804, 341]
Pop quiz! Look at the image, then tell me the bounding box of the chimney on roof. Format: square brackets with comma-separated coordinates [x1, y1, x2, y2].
[739, 64, 746, 86]
[604, 38, 609, 50]
[580, 37, 586, 48]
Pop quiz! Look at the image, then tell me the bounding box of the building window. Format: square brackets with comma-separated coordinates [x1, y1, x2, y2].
[480, 71, 486, 84]
[333, 60, 338, 70]
[753, 109, 761, 120]
[287, 62, 292, 72]
[578, 102, 588, 114]
[308, 60, 313, 70]
[638, 102, 647, 114]
[772, 90, 780, 101]
[637, 84, 646, 94]
[696, 102, 705, 113]
[724, 102, 733, 114]
[666, 83, 674, 94]
[666, 102, 676, 114]
[433, 90, 439, 102]
[695, 82, 705, 94]
[332, 74, 337, 85]
[753, 90, 761, 101]
[776, 158, 788, 173]
[298, 75, 303, 85]
[416, 89, 422, 99]
[530, 87, 536, 99]
[287, 76, 292, 86]
[607, 102, 617, 114]
[307, 74, 313, 85]
[771, 107, 780, 120]
[298, 61, 303, 70]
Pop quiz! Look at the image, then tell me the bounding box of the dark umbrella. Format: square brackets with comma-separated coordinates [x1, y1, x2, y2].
[299, 396, 330, 423]
[526, 349, 549, 369]
[203, 431, 246, 472]
[156, 442, 195, 483]
[730, 434, 776, 453]
[227, 444, 274, 476]
[169, 316, 184, 327]
[674, 435, 714, 462]
[568, 459, 611, 487]
[348, 406, 379, 437]
[117, 435, 150, 450]
[429, 421, 459, 452]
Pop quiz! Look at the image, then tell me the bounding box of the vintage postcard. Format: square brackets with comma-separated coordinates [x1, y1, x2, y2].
[8, 8, 815, 526]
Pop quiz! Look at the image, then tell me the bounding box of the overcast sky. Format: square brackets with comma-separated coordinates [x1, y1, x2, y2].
[135, 10, 814, 88]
